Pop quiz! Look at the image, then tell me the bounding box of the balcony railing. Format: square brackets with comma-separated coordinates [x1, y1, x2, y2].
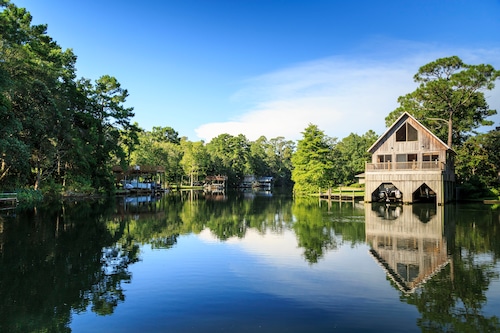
[366, 161, 445, 171]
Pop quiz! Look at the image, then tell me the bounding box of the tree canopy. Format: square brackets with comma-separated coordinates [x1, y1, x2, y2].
[385, 56, 500, 195]
[291, 124, 338, 194]
[0, 1, 136, 193]
[385, 56, 499, 148]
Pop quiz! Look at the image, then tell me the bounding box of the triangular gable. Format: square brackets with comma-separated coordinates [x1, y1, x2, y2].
[368, 112, 453, 154]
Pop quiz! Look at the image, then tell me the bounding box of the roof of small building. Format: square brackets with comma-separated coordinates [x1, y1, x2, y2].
[367, 112, 454, 154]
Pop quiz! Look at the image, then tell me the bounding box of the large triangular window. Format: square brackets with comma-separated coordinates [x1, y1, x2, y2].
[396, 123, 418, 142]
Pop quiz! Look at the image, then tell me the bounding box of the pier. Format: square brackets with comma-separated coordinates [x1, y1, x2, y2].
[319, 187, 365, 202]
[0, 193, 18, 210]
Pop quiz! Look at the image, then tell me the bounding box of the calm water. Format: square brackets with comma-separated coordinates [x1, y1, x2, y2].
[1, 190, 499, 332]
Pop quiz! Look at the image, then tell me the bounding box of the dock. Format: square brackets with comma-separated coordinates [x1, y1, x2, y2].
[319, 187, 365, 202]
[0, 193, 18, 210]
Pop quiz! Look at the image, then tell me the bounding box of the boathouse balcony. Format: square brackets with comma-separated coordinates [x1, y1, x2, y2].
[365, 161, 446, 172]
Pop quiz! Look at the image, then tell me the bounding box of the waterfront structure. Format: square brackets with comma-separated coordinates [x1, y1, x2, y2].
[204, 175, 227, 194]
[240, 175, 274, 189]
[113, 165, 166, 192]
[364, 112, 455, 205]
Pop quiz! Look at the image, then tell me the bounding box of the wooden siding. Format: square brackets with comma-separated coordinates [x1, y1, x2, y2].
[369, 117, 449, 164]
[365, 113, 456, 204]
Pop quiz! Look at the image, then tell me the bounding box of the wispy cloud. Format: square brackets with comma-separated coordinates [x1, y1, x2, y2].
[195, 42, 500, 142]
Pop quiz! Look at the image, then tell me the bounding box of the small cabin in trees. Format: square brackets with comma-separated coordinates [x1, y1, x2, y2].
[364, 112, 455, 205]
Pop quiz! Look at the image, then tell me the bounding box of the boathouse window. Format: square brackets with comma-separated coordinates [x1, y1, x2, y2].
[422, 153, 439, 162]
[396, 154, 417, 169]
[377, 155, 392, 163]
[396, 154, 417, 162]
[396, 123, 418, 142]
[422, 153, 439, 168]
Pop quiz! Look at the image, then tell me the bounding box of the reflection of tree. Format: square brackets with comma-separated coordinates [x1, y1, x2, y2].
[402, 205, 500, 332]
[293, 197, 365, 263]
[89, 243, 140, 315]
[202, 193, 290, 240]
[118, 191, 366, 266]
[120, 189, 365, 263]
[179, 191, 294, 240]
[114, 191, 295, 244]
[0, 199, 139, 332]
[404, 253, 499, 332]
[120, 191, 366, 266]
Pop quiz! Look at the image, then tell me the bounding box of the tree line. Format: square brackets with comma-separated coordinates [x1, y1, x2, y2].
[0, 1, 376, 196]
[1, 2, 136, 195]
[1, 1, 499, 198]
[126, 125, 377, 191]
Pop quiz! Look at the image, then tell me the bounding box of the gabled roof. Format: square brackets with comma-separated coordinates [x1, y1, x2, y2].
[368, 112, 453, 154]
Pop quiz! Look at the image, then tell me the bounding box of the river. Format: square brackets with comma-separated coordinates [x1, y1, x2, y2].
[0, 189, 499, 332]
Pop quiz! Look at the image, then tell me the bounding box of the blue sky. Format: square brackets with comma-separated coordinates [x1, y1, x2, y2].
[14, 0, 500, 142]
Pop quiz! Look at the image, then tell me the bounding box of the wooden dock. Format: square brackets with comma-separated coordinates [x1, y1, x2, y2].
[0, 193, 18, 210]
[319, 187, 365, 202]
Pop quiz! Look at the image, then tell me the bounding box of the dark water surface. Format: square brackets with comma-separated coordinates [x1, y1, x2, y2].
[1, 190, 499, 332]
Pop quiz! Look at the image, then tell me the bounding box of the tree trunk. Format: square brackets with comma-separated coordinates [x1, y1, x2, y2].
[447, 112, 453, 148]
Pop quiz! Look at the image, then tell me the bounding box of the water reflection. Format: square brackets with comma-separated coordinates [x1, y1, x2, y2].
[365, 204, 449, 293]
[0, 199, 139, 332]
[1, 193, 499, 332]
[367, 203, 500, 332]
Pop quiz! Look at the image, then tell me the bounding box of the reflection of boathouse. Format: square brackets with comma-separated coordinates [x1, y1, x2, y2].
[365, 204, 450, 293]
[364, 112, 455, 205]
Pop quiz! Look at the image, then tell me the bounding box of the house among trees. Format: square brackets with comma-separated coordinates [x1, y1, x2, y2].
[364, 112, 456, 205]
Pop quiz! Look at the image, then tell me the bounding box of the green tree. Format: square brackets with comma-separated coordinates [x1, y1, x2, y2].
[455, 129, 500, 196]
[336, 130, 378, 185]
[0, 1, 137, 194]
[151, 126, 180, 144]
[118, 122, 142, 167]
[76, 75, 135, 192]
[266, 136, 294, 187]
[0, 2, 79, 190]
[386, 56, 499, 148]
[248, 136, 295, 187]
[180, 139, 209, 186]
[206, 133, 251, 186]
[291, 124, 337, 194]
[0, 5, 30, 186]
[131, 130, 184, 186]
[248, 136, 271, 177]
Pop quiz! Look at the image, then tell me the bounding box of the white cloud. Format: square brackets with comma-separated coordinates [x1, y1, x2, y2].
[195, 43, 500, 142]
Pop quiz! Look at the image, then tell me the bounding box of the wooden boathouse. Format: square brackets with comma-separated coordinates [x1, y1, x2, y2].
[204, 175, 227, 194]
[0, 193, 18, 210]
[113, 165, 166, 192]
[364, 112, 456, 205]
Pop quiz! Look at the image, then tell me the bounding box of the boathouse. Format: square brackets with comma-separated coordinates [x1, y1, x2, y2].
[364, 112, 456, 205]
[113, 165, 166, 192]
[204, 175, 227, 194]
